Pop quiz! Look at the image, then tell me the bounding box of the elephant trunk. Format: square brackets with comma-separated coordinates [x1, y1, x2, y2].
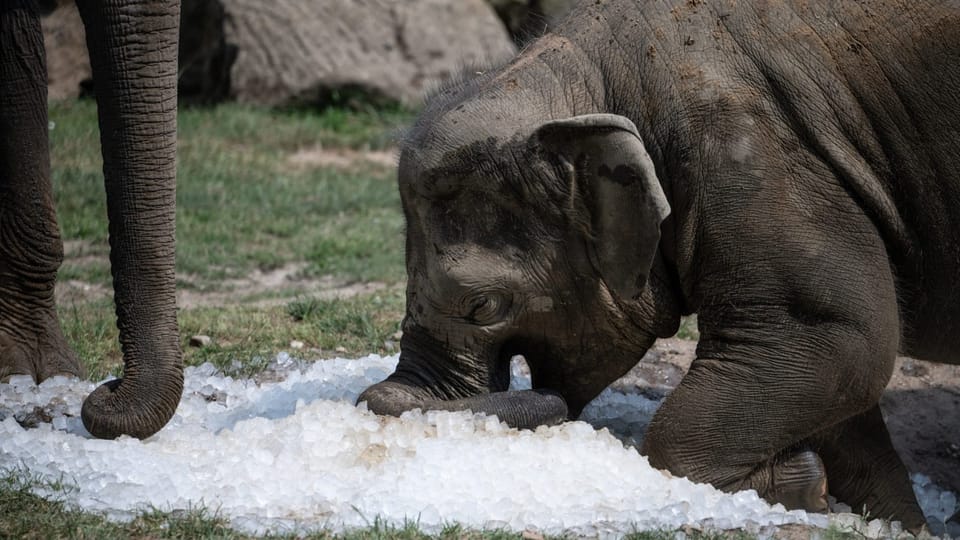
[77, 0, 183, 439]
[359, 379, 568, 430]
[358, 329, 568, 430]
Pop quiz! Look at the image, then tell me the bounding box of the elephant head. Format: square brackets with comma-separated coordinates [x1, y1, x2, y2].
[359, 105, 681, 426]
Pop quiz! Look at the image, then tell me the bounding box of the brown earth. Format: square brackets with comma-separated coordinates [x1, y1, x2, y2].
[175, 263, 387, 309]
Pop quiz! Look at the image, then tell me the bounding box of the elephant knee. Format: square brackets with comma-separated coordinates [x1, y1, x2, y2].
[641, 410, 719, 484]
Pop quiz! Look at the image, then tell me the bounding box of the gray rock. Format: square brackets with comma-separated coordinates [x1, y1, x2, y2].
[180, 0, 517, 107]
[189, 335, 213, 348]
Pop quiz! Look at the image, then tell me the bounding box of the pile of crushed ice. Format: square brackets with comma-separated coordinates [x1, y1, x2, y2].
[1, 353, 956, 537]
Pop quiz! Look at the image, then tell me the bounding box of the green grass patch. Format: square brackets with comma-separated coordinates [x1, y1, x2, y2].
[676, 315, 699, 341]
[0, 468, 240, 539]
[177, 288, 405, 378]
[58, 298, 122, 381]
[177, 101, 410, 153]
[50, 99, 411, 287]
[57, 288, 406, 380]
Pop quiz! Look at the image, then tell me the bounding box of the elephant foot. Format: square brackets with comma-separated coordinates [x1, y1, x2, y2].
[0, 302, 82, 383]
[740, 448, 829, 513]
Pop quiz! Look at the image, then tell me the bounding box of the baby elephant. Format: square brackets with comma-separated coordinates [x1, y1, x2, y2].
[359, 0, 960, 529]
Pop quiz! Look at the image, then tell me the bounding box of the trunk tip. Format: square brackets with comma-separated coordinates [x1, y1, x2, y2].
[81, 375, 183, 439]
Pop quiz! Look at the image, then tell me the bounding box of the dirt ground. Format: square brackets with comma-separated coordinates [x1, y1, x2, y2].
[616, 337, 960, 498]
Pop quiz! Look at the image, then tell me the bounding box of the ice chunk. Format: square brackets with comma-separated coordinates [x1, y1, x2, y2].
[0, 352, 951, 537]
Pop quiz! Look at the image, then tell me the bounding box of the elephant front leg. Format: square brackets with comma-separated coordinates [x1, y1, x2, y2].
[641, 240, 909, 520]
[642, 323, 898, 513]
[0, 1, 82, 382]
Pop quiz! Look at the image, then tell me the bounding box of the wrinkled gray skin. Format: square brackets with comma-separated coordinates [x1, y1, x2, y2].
[0, 0, 182, 439]
[359, 0, 960, 529]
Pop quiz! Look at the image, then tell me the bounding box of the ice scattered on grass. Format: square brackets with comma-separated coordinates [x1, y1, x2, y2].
[0, 352, 955, 537]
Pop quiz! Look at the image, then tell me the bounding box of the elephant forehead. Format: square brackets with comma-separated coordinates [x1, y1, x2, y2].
[417, 189, 535, 250]
[400, 100, 540, 198]
[400, 137, 503, 199]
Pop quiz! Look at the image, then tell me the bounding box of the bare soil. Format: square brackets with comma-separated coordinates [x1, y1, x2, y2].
[286, 147, 398, 170]
[55, 258, 385, 309]
[616, 337, 960, 497]
[175, 262, 387, 309]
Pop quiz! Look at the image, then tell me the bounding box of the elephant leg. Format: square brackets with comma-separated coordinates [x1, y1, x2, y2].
[813, 405, 926, 531]
[0, 0, 82, 382]
[737, 446, 829, 512]
[641, 343, 867, 513]
[642, 199, 903, 517]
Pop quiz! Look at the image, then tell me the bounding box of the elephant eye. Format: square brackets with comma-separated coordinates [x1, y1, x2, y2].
[463, 294, 508, 325]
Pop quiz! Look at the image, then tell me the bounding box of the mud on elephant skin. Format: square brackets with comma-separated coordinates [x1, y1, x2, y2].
[358, 0, 960, 531]
[0, 0, 182, 439]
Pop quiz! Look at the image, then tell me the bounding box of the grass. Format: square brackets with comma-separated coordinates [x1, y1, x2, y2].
[180, 289, 406, 378]
[32, 100, 711, 538]
[50, 100, 409, 287]
[49, 99, 412, 378]
[0, 468, 237, 539]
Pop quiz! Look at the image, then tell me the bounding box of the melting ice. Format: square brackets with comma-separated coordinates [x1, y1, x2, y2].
[0, 353, 956, 537]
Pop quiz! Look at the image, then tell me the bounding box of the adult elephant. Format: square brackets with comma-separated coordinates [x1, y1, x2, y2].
[0, 0, 182, 439]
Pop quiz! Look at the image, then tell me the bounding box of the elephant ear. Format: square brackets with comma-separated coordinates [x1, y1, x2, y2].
[535, 114, 670, 299]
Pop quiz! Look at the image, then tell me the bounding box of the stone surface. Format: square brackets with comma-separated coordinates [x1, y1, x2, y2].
[180, 0, 517, 107]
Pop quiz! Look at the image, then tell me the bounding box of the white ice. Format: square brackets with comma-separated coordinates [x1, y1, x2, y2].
[0, 353, 956, 537]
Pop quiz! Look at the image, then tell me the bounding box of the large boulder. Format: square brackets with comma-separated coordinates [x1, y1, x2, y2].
[180, 0, 517, 107]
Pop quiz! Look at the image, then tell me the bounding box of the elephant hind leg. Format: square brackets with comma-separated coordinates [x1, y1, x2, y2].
[815, 405, 926, 532]
[734, 447, 829, 512]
